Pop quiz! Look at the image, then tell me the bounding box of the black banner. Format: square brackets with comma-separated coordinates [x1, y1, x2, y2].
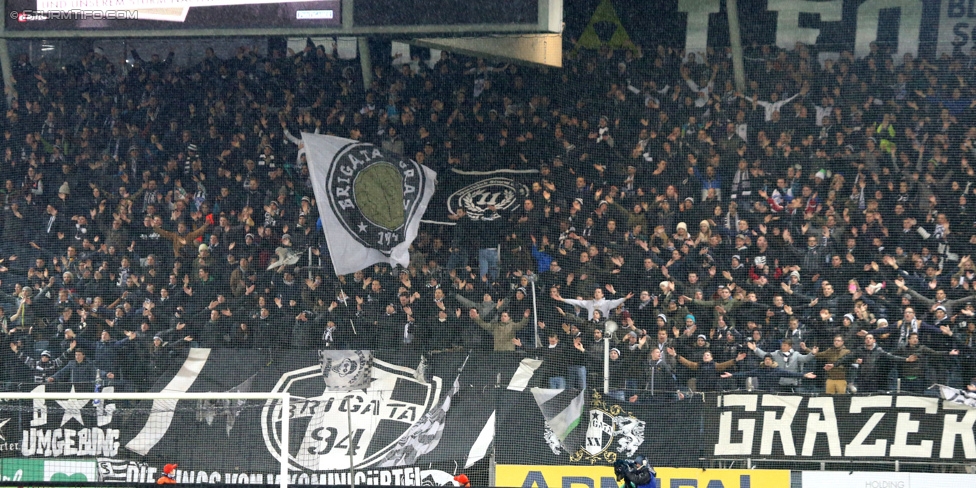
[495, 390, 704, 468]
[0, 350, 522, 485]
[423, 168, 539, 225]
[5, 353, 976, 485]
[495, 390, 976, 467]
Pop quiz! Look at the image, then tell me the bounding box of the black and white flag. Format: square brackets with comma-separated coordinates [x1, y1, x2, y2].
[304, 134, 437, 275]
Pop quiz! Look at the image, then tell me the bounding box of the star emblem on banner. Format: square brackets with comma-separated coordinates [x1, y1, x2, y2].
[57, 386, 88, 426]
[0, 417, 10, 441]
[358, 222, 368, 233]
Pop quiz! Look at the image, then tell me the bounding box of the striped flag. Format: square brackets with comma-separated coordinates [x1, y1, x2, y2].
[938, 384, 976, 408]
[531, 388, 585, 450]
[374, 358, 466, 467]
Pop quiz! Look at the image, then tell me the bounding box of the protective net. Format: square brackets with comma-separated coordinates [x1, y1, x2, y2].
[1, 3, 976, 482]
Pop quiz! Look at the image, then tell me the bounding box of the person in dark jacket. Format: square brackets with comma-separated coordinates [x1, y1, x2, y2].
[721, 354, 817, 391]
[677, 350, 746, 392]
[615, 455, 657, 488]
[629, 347, 683, 402]
[834, 334, 917, 393]
[477, 204, 507, 282]
[48, 349, 98, 384]
[10, 340, 75, 383]
[893, 332, 959, 394]
[534, 330, 584, 388]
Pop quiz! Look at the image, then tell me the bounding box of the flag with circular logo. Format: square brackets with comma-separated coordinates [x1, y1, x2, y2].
[303, 134, 438, 275]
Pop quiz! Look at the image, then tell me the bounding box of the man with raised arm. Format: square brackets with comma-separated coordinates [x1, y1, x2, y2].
[551, 285, 633, 321]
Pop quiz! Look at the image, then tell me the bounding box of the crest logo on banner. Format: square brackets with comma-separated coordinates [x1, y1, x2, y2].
[543, 393, 644, 463]
[261, 358, 442, 472]
[447, 177, 528, 220]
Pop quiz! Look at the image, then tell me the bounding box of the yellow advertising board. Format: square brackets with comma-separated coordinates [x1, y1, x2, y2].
[495, 465, 789, 488]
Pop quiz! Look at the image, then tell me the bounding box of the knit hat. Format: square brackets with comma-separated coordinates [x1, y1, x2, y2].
[697, 334, 707, 340]
[877, 318, 889, 326]
[657, 313, 668, 324]
[516, 287, 527, 295]
[198, 244, 209, 252]
[610, 348, 621, 356]
[844, 313, 855, 323]
[58, 182, 70, 195]
[686, 314, 696, 323]
[676, 222, 687, 231]
[790, 270, 800, 279]
[935, 306, 947, 314]
[41, 350, 51, 358]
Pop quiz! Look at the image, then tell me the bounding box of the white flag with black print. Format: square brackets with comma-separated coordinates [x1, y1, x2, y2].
[303, 133, 437, 275]
[938, 384, 976, 408]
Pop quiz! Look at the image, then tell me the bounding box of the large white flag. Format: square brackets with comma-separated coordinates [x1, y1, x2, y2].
[303, 133, 437, 275]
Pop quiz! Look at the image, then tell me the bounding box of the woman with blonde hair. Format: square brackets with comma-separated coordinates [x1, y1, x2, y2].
[695, 220, 712, 246]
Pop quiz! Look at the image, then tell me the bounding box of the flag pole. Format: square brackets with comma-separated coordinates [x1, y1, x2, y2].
[530, 276, 540, 348]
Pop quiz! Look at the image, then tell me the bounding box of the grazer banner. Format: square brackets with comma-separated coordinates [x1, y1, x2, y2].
[706, 393, 976, 462]
[0, 350, 533, 485]
[563, 0, 953, 61]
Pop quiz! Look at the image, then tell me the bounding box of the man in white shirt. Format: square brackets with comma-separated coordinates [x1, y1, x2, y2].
[551, 286, 633, 321]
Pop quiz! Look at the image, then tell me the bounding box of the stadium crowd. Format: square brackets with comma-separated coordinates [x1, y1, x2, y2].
[2, 39, 976, 399]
